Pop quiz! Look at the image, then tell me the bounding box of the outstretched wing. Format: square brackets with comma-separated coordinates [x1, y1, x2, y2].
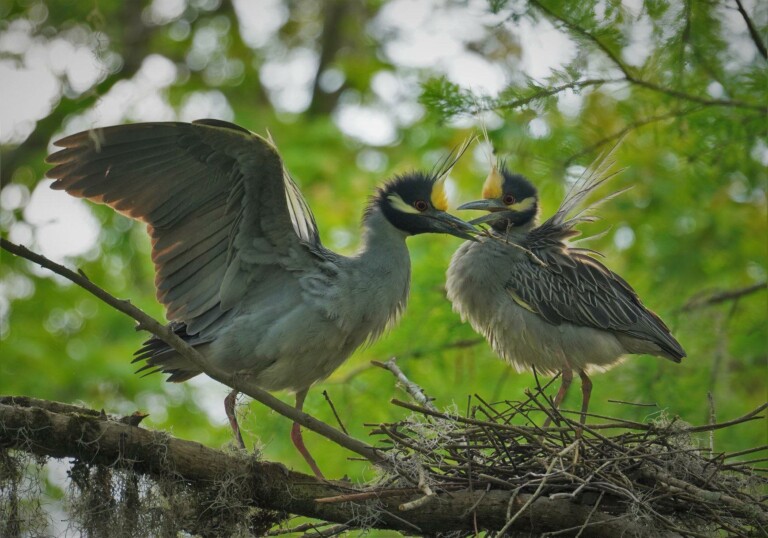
[504, 250, 685, 359]
[46, 119, 323, 335]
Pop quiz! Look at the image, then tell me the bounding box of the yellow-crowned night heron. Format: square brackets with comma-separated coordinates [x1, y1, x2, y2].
[46, 119, 477, 477]
[446, 155, 685, 427]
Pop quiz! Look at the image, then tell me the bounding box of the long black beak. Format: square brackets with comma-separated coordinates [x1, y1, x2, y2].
[457, 199, 507, 212]
[457, 199, 509, 226]
[429, 212, 480, 241]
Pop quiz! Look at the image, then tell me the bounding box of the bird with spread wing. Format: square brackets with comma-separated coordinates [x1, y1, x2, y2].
[46, 119, 477, 477]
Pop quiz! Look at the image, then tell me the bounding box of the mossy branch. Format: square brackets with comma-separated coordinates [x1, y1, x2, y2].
[1, 396, 682, 536]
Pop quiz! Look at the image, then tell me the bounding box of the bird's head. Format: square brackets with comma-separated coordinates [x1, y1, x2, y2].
[372, 172, 478, 241]
[458, 164, 539, 232]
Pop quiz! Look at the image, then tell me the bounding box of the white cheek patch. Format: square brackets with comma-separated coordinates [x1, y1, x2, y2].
[508, 196, 536, 212]
[387, 193, 421, 214]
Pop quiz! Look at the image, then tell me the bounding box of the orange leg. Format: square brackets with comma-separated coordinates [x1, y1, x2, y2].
[552, 368, 574, 409]
[578, 369, 592, 427]
[542, 367, 573, 429]
[290, 389, 325, 479]
[224, 389, 246, 449]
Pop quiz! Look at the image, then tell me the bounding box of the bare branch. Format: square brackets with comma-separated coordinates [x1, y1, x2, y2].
[372, 357, 437, 410]
[683, 402, 767, 434]
[1, 398, 677, 536]
[733, 0, 768, 60]
[680, 281, 767, 311]
[529, 0, 767, 112]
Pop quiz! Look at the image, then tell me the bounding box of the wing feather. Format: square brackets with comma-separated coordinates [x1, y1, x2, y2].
[505, 252, 683, 358]
[46, 120, 324, 335]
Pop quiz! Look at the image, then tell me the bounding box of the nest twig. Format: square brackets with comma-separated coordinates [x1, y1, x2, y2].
[366, 385, 768, 537]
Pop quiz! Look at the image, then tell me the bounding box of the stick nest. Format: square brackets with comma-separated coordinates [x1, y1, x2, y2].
[370, 384, 768, 537]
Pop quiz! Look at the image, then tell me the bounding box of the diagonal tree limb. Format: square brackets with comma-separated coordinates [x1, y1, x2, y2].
[0, 238, 385, 467]
[562, 107, 704, 169]
[372, 357, 437, 410]
[528, 0, 766, 113]
[733, 0, 767, 60]
[492, 78, 626, 111]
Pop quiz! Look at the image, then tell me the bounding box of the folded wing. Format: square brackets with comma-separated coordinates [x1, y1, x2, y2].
[505, 250, 685, 360]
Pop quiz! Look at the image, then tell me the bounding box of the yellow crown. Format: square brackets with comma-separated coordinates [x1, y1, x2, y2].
[431, 175, 449, 211]
[482, 165, 503, 199]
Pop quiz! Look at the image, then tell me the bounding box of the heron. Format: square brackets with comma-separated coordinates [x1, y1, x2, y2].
[446, 149, 685, 428]
[47, 119, 477, 476]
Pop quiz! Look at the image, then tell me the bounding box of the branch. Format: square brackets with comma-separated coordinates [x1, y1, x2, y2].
[391, 398, 767, 436]
[680, 282, 767, 311]
[529, 0, 767, 112]
[529, 0, 632, 79]
[372, 357, 437, 410]
[0, 238, 384, 467]
[0, 398, 676, 536]
[492, 78, 626, 111]
[733, 0, 768, 60]
[563, 107, 704, 168]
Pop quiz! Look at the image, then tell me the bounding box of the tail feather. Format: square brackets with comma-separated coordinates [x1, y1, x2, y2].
[132, 322, 204, 382]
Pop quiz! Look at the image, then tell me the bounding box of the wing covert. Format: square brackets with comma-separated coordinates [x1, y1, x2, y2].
[505, 250, 671, 345]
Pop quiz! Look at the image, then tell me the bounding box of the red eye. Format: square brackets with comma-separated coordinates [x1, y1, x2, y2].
[503, 194, 516, 205]
[414, 200, 429, 212]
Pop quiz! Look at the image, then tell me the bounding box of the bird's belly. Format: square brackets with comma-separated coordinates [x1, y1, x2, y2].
[205, 300, 379, 393]
[487, 305, 627, 375]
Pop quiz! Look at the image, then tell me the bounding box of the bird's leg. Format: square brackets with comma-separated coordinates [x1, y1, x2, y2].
[290, 389, 325, 479]
[542, 368, 573, 429]
[552, 368, 573, 409]
[576, 370, 592, 437]
[578, 369, 592, 428]
[224, 389, 246, 449]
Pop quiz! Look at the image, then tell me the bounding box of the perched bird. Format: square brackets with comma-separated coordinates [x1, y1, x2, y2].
[446, 151, 685, 427]
[46, 119, 477, 476]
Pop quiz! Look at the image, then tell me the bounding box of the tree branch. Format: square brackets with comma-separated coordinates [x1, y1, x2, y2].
[680, 281, 767, 311]
[0, 238, 384, 467]
[733, 0, 768, 60]
[529, 0, 767, 112]
[0, 397, 681, 536]
[563, 107, 704, 168]
[371, 357, 437, 410]
[493, 78, 626, 111]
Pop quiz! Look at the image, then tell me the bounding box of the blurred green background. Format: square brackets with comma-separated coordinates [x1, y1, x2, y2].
[1, 0, 766, 513]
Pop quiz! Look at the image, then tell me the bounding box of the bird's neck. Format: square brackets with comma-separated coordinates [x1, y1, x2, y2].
[357, 206, 411, 262]
[343, 207, 411, 334]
